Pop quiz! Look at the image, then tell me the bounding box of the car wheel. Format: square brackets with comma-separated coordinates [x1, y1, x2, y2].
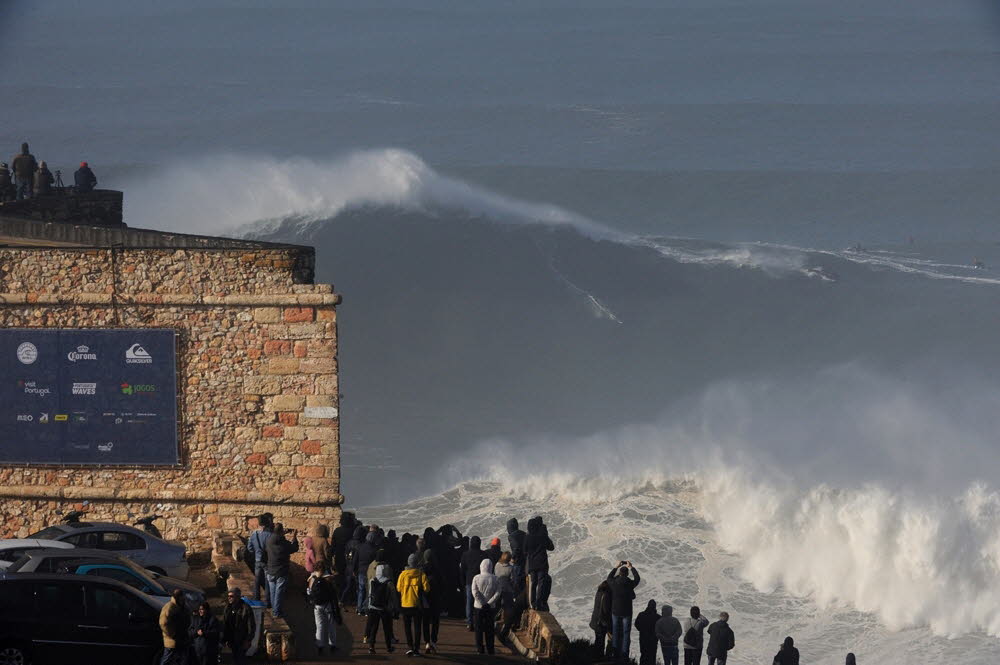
[146, 566, 167, 576]
[0, 642, 31, 665]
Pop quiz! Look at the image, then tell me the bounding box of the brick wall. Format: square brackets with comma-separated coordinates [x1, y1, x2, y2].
[0, 246, 341, 549]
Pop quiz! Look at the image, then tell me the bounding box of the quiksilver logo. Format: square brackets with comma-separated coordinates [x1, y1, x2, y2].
[125, 344, 152, 364]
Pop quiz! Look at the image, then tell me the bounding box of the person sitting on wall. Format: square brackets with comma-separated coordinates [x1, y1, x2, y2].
[74, 161, 97, 193]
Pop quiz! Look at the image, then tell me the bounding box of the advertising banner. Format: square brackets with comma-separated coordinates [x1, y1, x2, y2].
[0, 329, 178, 465]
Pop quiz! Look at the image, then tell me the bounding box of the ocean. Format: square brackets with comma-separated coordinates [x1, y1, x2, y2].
[4, 1, 1000, 662]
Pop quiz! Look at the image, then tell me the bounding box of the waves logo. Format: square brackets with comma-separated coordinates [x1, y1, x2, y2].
[67, 345, 97, 362]
[121, 382, 156, 395]
[125, 344, 153, 364]
[72, 382, 97, 395]
[18, 380, 51, 397]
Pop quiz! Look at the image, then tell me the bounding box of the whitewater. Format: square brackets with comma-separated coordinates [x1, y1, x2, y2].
[125, 149, 1000, 664]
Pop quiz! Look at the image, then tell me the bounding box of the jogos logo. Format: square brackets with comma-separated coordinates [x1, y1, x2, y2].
[120, 383, 156, 396]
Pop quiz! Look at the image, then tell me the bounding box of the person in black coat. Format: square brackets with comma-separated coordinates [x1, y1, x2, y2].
[331, 512, 357, 577]
[506, 518, 527, 594]
[264, 523, 300, 619]
[607, 562, 641, 662]
[773, 636, 799, 665]
[33, 161, 54, 197]
[342, 524, 367, 606]
[633, 599, 660, 665]
[706, 612, 735, 665]
[460, 536, 488, 629]
[589, 580, 613, 657]
[524, 516, 555, 610]
[74, 161, 97, 192]
[189, 601, 221, 665]
[356, 530, 384, 614]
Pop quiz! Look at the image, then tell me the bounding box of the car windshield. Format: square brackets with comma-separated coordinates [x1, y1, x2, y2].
[28, 527, 67, 540]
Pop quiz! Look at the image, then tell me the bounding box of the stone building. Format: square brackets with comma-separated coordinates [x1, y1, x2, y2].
[0, 194, 341, 548]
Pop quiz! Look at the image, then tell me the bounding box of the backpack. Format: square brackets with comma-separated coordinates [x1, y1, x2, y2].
[308, 577, 331, 605]
[684, 625, 699, 648]
[368, 578, 390, 611]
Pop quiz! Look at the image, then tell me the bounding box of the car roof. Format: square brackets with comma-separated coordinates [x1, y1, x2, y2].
[0, 571, 164, 607]
[19, 547, 119, 559]
[0, 539, 74, 549]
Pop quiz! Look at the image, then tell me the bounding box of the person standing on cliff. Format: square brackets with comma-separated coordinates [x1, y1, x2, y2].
[0, 162, 13, 202]
[681, 606, 710, 665]
[10, 142, 36, 200]
[460, 536, 489, 631]
[634, 599, 660, 665]
[506, 518, 527, 594]
[656, 604, 683, 665]
[264, 523, 299, 619]
[33, 161, 54, 197]
[74, 161, 97, 193]
[706, 612, 735, 665]
[247, 513, 273, 605]
[607, 561, 641, 662]
[524, 516, 555, 610]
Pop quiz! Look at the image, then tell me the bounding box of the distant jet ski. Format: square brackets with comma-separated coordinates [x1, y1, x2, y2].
[805, 266, 839, 282]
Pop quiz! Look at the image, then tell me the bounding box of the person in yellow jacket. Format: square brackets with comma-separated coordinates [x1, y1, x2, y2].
[396, 553, 430, 656]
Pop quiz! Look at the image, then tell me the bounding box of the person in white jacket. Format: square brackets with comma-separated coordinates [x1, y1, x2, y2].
[471, 558, 501, 654]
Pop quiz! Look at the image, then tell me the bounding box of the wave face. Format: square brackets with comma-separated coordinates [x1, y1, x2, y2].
[133, 150, 1000, 662]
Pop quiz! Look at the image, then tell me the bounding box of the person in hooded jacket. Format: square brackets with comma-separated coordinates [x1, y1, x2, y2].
[589, 580, 613, 657]
[10, 143, 36, 200]
[421, 549, 443, 653]
[357, 530, 384, 614]
[460, 535, 489, 630]
[33, 161, 54, 197]
[189, 601, 221, 665]
[773, 636, 799, 665]
[656, 605, 683, 665]
[74, 161, 97, 193]
[471, 558, 502, 655]
[396, 553, 431, 656]
[681, 606, 710, 665]
[706, 612, 735, 665]
[845, 653, 856, 665]
[305, 523, 330, 575]
[607, 562, 641, 662]
[342, 524, 367, 607]
[307, 571, 342, 655]
[366, 563, 398, 654]
[506, 518, 527, 594]
[331, 512, 357, 577]
[524, 516, 555, 610]
[634, 600, 660, 665]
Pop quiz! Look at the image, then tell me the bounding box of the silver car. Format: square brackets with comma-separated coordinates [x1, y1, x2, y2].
[29, 521, 189, 579]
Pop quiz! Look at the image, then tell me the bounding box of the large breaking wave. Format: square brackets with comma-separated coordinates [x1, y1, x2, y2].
[130, 148, 1000, 662]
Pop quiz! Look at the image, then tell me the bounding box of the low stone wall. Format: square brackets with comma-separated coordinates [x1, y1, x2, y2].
[510, 609, 570, 663]
[0, 189, 124, 226]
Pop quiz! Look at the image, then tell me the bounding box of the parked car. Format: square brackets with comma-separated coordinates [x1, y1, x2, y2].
[7, 547, 204, 611]
[0, 572, 166, 665]
[0, 539, 74, 570]
[28, 521, 188, 579]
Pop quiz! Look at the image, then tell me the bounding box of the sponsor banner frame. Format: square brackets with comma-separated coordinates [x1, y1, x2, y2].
[0, 329, 179, 466]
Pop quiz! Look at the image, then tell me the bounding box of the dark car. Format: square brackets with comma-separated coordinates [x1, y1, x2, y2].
[7, 547, 204, 611]
[0, 572, 165, 665]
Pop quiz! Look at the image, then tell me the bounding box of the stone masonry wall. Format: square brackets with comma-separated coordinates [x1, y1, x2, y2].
[0, 247, 341, 550]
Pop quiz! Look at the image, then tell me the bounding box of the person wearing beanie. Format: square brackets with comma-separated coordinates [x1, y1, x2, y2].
[33, 160, 54, 197]
[487, 537, 502, 565]
[10, 142, 36, 200]
[74, 161, 97, 193]
[366, 563, 397, 654]
[395, 552, 430, 656]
